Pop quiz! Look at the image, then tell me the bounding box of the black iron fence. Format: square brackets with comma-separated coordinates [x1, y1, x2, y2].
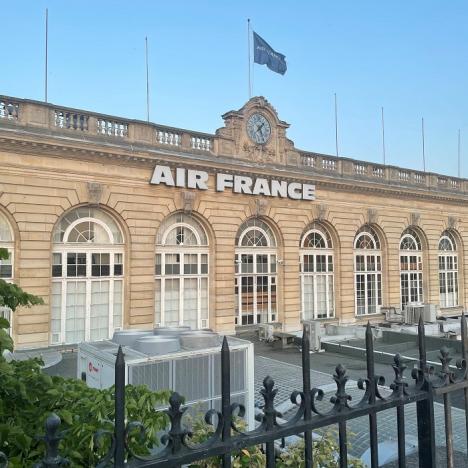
[2, 315, 468, 467]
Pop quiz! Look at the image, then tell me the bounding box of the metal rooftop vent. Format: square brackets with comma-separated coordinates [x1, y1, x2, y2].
[134, 336, 180, 355]
[112, 329, 153, 347]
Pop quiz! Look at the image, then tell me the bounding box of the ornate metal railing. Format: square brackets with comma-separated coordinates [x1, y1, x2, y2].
[2, 314, 468, 467]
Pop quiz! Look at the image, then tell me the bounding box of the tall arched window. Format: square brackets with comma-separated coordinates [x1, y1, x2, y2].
[235, 218, 277, 325]
[155, 213, 209, 330]
[439, 231, 458, 307]
[400, 228, 423, 308]
[354, 226, 382, 315]
[300, 227, 334, 320]
[0, 211, 14, 335]
[51, 207, 124, 344]
[0, 212, 13, 280]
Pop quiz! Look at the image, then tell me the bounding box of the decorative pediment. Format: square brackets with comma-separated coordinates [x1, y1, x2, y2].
[215, 96, 298, 166]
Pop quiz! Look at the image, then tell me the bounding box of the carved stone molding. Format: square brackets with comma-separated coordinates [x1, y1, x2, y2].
[181, 190, 196, 213]
[242, 142, 276, 164]
[410, 212, 421, 226]
[87, 182, 103, 204]
[367, 208, 378, 225]
[316, 203, 328, 221]
[448, 216, 457, 229]
[255, 198, 270, 217]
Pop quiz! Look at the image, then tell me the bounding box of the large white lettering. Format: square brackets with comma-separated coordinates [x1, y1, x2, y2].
[150, 165, 315, 201]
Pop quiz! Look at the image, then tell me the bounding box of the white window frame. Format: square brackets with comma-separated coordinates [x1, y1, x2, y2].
[235, 223, 278, 326]
[438, 234, 459, 308]
[0, 213, 14, 336]
[51, 210, 124, 345]
[300, 229, 335, 320]
[399, 232, 423, 309]
[155, 219, 210, 329]
[354, 230, 383, 316]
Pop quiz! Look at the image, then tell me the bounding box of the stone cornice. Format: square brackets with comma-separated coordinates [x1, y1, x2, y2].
[1, 129, 468, 206]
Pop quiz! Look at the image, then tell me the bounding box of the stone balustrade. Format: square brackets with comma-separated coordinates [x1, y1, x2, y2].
[0, 94, 466, 194]
[0, 99, 19, 120]
[298, 150, 466, 194]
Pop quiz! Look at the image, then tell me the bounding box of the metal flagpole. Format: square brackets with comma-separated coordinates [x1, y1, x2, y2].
[45, 8, 48, 103]
[422, 117, 426, 172]
[381, 107, 386, 165]
[248, 19, 252, 99]
[334, 93, 339, 157]
[458, 129, 461, 178]
[145, 36, 150, 122]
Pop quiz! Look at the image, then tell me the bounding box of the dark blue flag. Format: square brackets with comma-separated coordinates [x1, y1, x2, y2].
[253, 31, 287, 75]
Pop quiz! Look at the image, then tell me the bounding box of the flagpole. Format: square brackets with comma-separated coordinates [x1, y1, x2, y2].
[334, 93, 339, 157]
[381, 107, 386, 165]
[247, 19, 252, 99]
[458, 129, 461, 178]
[145, 36, 150, 122]
[421, 117, 426, 172]
[45, 8, 48, 103]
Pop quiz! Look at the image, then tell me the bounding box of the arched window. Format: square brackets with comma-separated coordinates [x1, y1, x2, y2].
[235, 219, 277, 325]
[354, 226, 382, 315]
[155, 213, 209, 330]
[0, 211, 14, 335]
[439, 231, 458, 307]
[0, 212, 13, 280]
[400, 228, 423, 308]
[300, 228, 334, 320]
[51, 207, 124, 344]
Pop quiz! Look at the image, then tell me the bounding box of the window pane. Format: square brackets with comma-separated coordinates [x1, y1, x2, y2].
[316, 255, 326, 273]
[241, 254, 253, 274]
[201, 254, 208, 274]
[113, 280, 123, 330]
[65, 281, 86, 343]
[114, 253, 123, 276]
[90, 280, 110, 341]
[52, 253, 62, 277]
[155, 253, 162, 275]
[165, 254, 180, 275]
[164, 279, 180, 327]
[256, 254, 268, 274]
[302, 276, 314, 321]
[155, 279, 161, 325]
[184, 254, 198, 275]
[183, 278, 198, 329]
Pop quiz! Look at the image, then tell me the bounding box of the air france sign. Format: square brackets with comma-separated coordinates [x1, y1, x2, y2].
[150, 165, 315, 201]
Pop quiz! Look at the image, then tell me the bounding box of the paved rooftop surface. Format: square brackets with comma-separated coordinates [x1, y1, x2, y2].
[41, 332, 468, 466]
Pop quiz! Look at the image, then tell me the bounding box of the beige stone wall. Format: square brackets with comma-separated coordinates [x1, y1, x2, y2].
[1, 147, 468, 348]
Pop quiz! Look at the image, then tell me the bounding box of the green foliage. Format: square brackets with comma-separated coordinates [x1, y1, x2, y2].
[0, 357, 170, 467]
[0, 246, 44, 356]
[0, 248, 8, 260]
[277, 431, 366, 468]
[188, 415, 265, 467]
[188, 418, 365, 468]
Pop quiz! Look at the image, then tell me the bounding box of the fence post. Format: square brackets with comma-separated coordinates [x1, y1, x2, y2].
[415, 316, 436, 468]
[302, 325, 313, 468]
[115, 345, 126, 467]
[221, 336, 232, 468]
[461, 312, 468, 456]
[365, 323, 379, 468]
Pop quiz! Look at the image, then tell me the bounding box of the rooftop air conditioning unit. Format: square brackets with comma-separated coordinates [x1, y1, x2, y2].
[78, 329, 255, 429]
[423, 304, 437, 323]
[302, 320, 322, 352]
[404, 305, 425, 324]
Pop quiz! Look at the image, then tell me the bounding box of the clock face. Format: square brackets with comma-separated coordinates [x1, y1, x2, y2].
[247, 113, 271, 145]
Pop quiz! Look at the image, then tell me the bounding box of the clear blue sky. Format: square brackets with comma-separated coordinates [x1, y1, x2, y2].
[2, 0, 467, 176]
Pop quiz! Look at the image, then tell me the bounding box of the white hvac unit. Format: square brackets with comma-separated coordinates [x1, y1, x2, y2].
[78, 329, 255, 429]
[302, 320, 322, 352]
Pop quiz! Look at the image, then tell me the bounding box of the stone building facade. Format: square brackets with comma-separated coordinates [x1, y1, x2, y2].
[0, 95, 467, 349]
